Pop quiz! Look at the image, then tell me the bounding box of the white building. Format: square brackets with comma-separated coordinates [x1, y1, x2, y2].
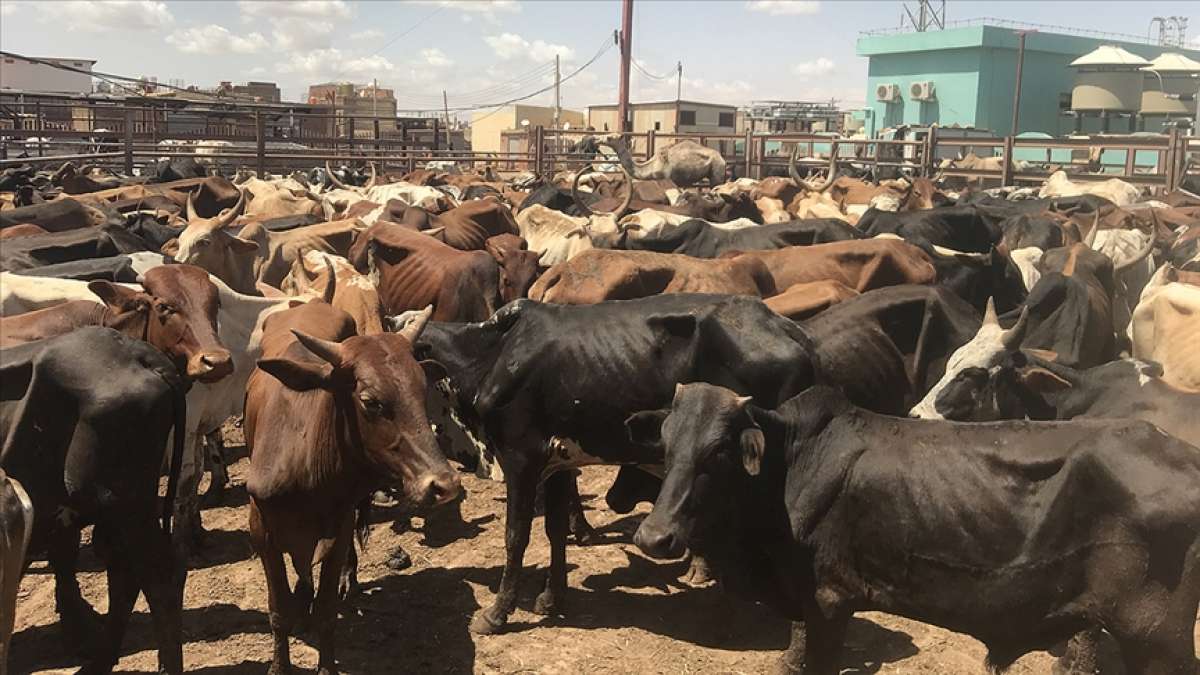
[0, 55, 96, 94]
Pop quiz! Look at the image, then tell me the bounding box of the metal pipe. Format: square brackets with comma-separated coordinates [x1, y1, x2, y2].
[1011, 31, 1029, 136]
[617, 0, 634, 134]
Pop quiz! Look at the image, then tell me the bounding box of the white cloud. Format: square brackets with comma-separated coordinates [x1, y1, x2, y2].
[412, 0, 520, 22]
[271, 17, 336, 51]
[53, 0, 174, 32]
[276, 48, 395, 79]
[485, 33, 574, 62]
[351, 28, 384, 41]
[421, 48, 454, 68]
[745, 0, 820, 16]
[793, 57, 835, 77]
[166, 24, 265, 55]
[238, 0, 350, 20]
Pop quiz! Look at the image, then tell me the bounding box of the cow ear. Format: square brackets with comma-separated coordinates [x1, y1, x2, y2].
[740, 427, 766, 477]
[420, 359, 448, 383]
[229, 235, 259, 254]
[88, 280, 141, 310]
[160, 238, 180, 257]
[625, 410, 668, 447]
[1018, 367, 1072, 393]
[257, 358, 334, 391]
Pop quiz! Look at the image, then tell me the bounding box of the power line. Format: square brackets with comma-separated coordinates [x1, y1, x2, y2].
[631, 57, 673, 81]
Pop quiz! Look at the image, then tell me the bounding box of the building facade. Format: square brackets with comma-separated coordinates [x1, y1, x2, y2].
[307, 82, 398, 137]
[469, 104, 586, 154]
[856, 23, 1200, 137]
[587, 100, 738, 153]
[0, 55, 95, 94]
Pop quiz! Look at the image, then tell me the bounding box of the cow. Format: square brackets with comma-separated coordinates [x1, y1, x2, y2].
[483, 234, 541, 303]
[1039, 170, 1142, 207]
[0, 197, 113, 234]
[0, 223, 49, 240]
[616, 218, 862, 258]
[858, 205, 1002, 254]
[245, 303, 460, 674]
[729, 239, 936, 294]
[1090, 228, 1157, 336]
[1130, 280, 1200, 392]
[1, 327, 190, 673]
[349, 223, 502, 322]
[235, 217, 366, 290]
[529, 249, 776, 304]
[237, 177, 323, 220]
[0, 470, 33, 674]
[389, 197, 520, 251]
[0, 224, 153, 273]
[913, 349, 1200, 447]
[630, 382, 1200, 675]
[413, 294, 822, 634]
[282, 251, 384, 335]
[763, 280, 859, 320]
[515, 205, 617, 268]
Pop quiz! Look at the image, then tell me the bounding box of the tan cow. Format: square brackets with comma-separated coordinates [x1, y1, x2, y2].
[529, 249, 776, 304]
[1130, 280, 1200, 391]
[282, 251, 384, 335]
[728, 238, 937, 294]
[764, 279, 860, 320]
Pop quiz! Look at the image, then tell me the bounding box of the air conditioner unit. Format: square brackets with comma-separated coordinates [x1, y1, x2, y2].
[910, 81, 936, 101]
[876, 83, 901, 102]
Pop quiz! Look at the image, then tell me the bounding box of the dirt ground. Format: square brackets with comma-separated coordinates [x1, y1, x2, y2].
[11, 445, 1199, 674]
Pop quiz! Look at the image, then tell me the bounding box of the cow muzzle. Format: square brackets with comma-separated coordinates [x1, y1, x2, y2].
[187, 349, 234, 383]
[412, 469, 462, 509]
[634, 519, 686, 560]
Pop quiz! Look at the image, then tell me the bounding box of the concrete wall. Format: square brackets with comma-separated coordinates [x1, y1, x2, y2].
[470, 105, 584, 154]
[0, 56, 93, 94]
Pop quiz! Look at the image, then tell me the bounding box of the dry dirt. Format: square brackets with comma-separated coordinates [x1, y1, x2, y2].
[11, 445, 1199, 675]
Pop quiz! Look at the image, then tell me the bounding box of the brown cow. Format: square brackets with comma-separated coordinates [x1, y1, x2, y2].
[764, 279, 860, 320]
[246, 303, 460, 675]
[529, 248, 776, 304]
[0, 223, 49, 240]
[484, 234, 541, 303]
[282, 251, 384, 335]
[237, 217, 366, 290]
[728, 238, 937, 294]
[0, 265, 233, 382]
[349, 223, 502, 322]
[393, 197, 519, 251]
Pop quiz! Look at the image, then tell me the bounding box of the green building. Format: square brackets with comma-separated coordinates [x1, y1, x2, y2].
[856, 22, 1200, 138]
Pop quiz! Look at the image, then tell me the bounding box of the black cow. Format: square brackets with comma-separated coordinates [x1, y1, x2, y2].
[1000, 213, 1070, 250]
[0, 197, 117, 234]
[0, 224, 154, 272]
[858, 205, 1002, 253]
[413, 294, 820, 634]
[615, 218, 861, 258]
[630, 383, 1200, 675]
[0, 327, 188, 673]
[518, 183, 577, 214]
[122, 213, 185, 250]
[147, 157, 207, 183]
[922, 244, 1028, 314]
[1016, 241, 1118, 368]
[15, 254, 143, 282]
[923, 350, 1200, 446]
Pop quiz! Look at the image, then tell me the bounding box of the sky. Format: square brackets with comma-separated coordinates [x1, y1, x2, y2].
[1, 0, 1198, 119]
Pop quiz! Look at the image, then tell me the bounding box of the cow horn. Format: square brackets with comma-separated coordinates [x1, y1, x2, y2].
[291, 329, 344, 368]
[1002, 306, 1030, 349]
[398, 305, 434, 344]
[788, 146, 804, 186]
[185, 190, 198, 221]
[365, 162, 378, 190]
[809, 142, 838, 192]
[571, 168, 595, 216]
[215, 188, 246, 228]
[320, 255, 337, 305]
[1082, 211, 1099, 248]
[325, 161, 351, 191]
[983, 297, 999, 326]
[1114, 231, 1155, 273]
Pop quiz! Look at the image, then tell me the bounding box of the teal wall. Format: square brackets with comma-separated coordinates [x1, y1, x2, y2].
[857, 26, 1200, 137]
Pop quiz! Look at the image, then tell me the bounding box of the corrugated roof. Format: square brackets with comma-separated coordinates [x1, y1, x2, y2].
[1142, 52, 1200, 73]
[1070, 45, 1151, 67]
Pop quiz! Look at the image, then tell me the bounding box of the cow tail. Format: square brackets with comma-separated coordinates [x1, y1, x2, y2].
[354, 499, 371, 550]
[161, 387, 187, 535]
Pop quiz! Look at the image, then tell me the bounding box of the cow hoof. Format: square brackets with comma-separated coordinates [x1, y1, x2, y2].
[681, 557, 716, 587]
[469, 610, 506, 635]
[385, 547, 412, 571]
[533, 589, 564, 617]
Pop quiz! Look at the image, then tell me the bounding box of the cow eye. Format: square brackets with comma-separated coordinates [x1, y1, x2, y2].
[157, 303, 177, 316]
[194, 238, 210, 248]
[359, 394, 385, 415]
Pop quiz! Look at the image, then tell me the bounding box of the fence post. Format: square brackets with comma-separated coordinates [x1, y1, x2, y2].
[373, 118, 381, 170]
[646, 128, 656, 159]
[1164, 127, 1180, 192]
[924, 126, 938, 177]
[35, 102, 44, 157]
[255, 111, 266, 177]
[1001, 135, 1015, 186]
[533, 125, 545, 175]
[123, 109, 134, 175]
[743, 129, 753, 179]
[432, 118, 440, 153]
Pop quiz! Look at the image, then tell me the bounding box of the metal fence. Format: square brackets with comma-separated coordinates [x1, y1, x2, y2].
[1, 99, 1197, 192]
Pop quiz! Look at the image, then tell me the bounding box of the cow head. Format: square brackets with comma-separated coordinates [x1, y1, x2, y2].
[169, 188, 257, 293]
[485, 234, 540, 302]
[909, 298, 1029, 419]
[257, 307, 460, 507]
[88, 264, 233, 383]
[928, 349, 1070, 422]
[628, 382, 764, 560]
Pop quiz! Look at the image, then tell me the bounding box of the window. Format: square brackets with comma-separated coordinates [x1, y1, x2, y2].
[603, 122, 609, 131]
[1058, 93, 1072, 111]
[654, 121, 661, 131]
[679, 110, 696, 126]
[718, 112, 734, 127]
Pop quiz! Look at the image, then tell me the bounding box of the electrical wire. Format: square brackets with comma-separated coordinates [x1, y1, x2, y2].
[631, 58, 674, 81]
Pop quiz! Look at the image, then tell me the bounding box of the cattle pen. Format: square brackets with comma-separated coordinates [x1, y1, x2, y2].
[2, 94, 1198, 194]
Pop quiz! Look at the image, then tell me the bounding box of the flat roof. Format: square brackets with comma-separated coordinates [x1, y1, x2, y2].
[4, 56, 98, 64]
[857, 24, 1200, 60]
[588, 99, 738, 110]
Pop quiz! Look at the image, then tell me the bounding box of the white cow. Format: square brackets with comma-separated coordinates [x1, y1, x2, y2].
[1130, 280, 1200, 392]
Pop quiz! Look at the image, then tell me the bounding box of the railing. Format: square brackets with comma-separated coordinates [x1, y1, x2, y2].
[1, 99, 1197, 192]
[860, 17, 1165, 45]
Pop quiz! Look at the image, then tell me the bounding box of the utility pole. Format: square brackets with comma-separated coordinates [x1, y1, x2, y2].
[617, 0, 634, 134]
[442, 89, 452, 150]
[676, 61, 682, 102]
[553, 54, 561, 155]
[1011, 31, 1030, 136]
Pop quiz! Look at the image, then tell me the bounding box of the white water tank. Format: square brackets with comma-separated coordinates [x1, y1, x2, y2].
[1070, 45, 1152, 112]
[1141, 52, 1200, 116]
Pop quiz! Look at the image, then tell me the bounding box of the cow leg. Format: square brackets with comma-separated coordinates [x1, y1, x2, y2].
[47, 525, 102, 651]
[314, 525, 352, 675]
[534, 470, 571, 617]
[1053, 629, 1109, 675]
[201, 430, 229, 506]
[470, 454, 540, 635]
[83, 523, 136, 673]
[564, 473, 598, 546]
[802, 600, 849, 675]
[250, 505, 295, 675]
[171, 431, 206, 555]
[681, 554, 717, 587]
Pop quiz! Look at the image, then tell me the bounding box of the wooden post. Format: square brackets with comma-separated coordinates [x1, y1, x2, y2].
[1001, 135, 1015, 186]
[35, 102, 44, 157]
[1122, 142, 1136, 180]
[432, 118, 440, 153]
[533, 125, 545, 175]
[756, 136, 766, 179]
[1164, 127, 1179, 192]
[924, 126, 938, 177]
[123, 109, 134, 175]
[255, 111, 266, 177]
[646, 128, 656, 159]
[743, 129, 752, 179]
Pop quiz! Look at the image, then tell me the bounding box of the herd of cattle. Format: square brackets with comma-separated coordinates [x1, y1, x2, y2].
[0, 140, 1198, 674]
